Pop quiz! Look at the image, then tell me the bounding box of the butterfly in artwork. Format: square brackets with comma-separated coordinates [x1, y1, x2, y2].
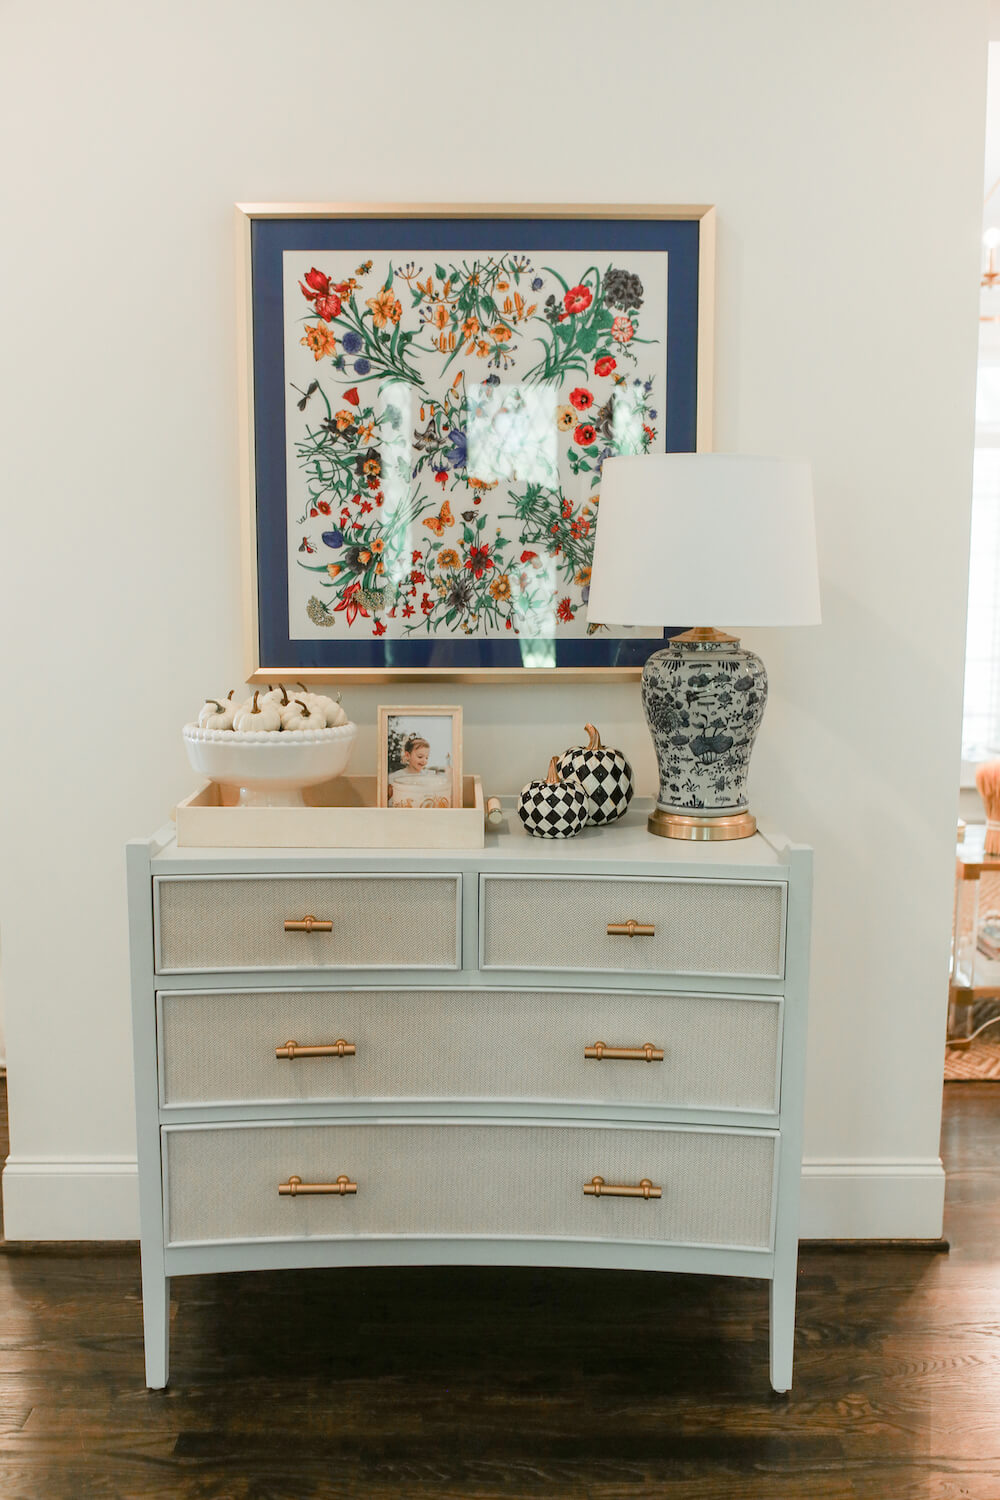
[298, 536, 316, 553]
[423, 500, 454, 536]
[291, 381, 319, 411]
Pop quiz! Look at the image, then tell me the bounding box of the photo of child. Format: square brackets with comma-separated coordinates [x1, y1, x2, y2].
[379, 708, 462, 809]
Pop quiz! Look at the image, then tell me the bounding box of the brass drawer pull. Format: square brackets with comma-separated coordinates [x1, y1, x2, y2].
[607, 921, 655, 937]
[584, 1176, 661, 1200]
[284, 915, 333, 933]
[279, 1175, 357, 1197]
[585, 1041, 664, 1062]
[275, 1039, 356, 1061]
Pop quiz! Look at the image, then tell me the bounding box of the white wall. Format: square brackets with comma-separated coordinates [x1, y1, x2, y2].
[0, 0, 987, 1239]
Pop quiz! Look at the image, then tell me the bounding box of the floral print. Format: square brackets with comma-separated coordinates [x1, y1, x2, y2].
[286, 248, 665, 639]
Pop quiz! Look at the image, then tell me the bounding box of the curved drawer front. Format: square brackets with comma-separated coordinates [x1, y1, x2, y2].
[158, 987, 781, 1114]
[163, 1121, 777, 1250]
[153, 874, 462, 973]
[480, 875, 785, 979]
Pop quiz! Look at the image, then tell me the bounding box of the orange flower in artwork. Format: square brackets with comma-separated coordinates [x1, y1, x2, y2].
[490, 324, 512, 344]
[301, 323, 337, 361]
[366, 287, 402, 329]
[433, 303, 450, 330]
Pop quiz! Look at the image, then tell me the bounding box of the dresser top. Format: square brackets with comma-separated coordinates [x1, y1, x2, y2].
[143, 799, 804, 879]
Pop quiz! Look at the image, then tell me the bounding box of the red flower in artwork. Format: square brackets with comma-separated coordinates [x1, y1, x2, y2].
[343, 387, 360, 406]
[412, 549, 424, 564]
[299, 268, 342, 323]
[402, 603, 415, 618]
[574, 423, 597, 446]
[563, 285, 593, 315]
[464, 544, 494, 579]
[332, 582, 369, 627]
[594, 355, 617, 377]
[421, 592, 435, 615]
[520, 550, 540, 566]
[373, 618, 386, 636]
[561, 498, 573, 518]
[569, 387, 593, 410]
[360, 501, 373, 514]
[557, 597, 575, 623]
[317, 500, 331, 515]
[411, 570, 426, 585]
[433, 467, 448, 486]
[309, 507, 318, 517]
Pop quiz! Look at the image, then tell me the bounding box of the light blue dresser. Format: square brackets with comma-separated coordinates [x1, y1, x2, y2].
[128, 801, 811, 1391]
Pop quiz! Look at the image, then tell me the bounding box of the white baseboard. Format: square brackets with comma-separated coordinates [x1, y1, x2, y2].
[2, 1157, 140, 1240]
[799, 1156, 946, 1239]
[2, 1154, 946, 1244]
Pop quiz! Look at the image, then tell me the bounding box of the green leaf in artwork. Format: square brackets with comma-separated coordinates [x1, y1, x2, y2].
[578, 460, 591, 471]
[585, 445, 600, 457]
[595, 307, 613, 330]
[383, 263, 394, 291]
[435, 263, 447, 282]
[577, 326, 598, 353]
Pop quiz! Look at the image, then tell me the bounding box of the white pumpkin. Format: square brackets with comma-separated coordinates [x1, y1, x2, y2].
[293, 683, 335, 721]
[233, 690, 281, 732]
[198, 698, 235, 731]
[279, 697, 321, 731]
[310, 691, 348, 727]
[260, 683, 290, 708]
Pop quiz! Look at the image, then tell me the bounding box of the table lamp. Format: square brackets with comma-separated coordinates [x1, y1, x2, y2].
[587, 453, 820, 840]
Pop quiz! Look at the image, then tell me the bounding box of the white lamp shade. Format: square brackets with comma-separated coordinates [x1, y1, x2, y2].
[587, 454, 821, 628]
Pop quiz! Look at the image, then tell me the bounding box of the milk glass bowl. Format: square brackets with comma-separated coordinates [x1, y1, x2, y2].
[182, 721, 357, 807]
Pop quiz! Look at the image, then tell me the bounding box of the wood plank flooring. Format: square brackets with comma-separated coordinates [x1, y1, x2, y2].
[0, 1083, 997, 1498]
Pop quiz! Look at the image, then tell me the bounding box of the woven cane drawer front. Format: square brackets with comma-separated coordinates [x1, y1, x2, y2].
[163, 1121, 777, 1250]
[480, 875, 785, 979]
[153, 874, 461, 973]
[158, 987, 781, 1114]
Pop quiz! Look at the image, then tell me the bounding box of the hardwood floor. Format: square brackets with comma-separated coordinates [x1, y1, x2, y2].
[0, 1084, 997, 1498]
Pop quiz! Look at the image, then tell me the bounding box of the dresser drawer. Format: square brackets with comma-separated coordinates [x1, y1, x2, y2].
[480, 875, 785, 979]
[158, 987, 781, 1114]
[163, 1121, 777, 1250]
[153, 874, 462, 973]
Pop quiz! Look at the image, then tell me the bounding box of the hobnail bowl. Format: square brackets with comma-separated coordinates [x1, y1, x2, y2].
[182, 721, 357, 807]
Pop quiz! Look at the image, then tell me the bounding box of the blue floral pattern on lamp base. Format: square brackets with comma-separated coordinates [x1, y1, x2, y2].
[640, 639, 767, 815]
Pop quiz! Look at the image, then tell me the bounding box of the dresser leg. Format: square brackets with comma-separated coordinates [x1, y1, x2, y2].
[768, 1273, 796, 1393]
[143, 1274, 170, 1390]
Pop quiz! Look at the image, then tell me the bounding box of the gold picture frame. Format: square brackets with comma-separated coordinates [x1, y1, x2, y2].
[376, 705, 463, 810]
[236, 202, 715, 684]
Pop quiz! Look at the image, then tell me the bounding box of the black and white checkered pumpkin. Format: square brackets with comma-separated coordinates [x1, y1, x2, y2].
[517, 757, 589, 839]
[556, 723, 634, 826]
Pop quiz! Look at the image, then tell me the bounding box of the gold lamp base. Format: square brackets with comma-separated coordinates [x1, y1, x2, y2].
[647, 809, 758, 841]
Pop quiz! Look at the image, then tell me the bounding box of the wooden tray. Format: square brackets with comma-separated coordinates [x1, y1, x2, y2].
[174, 775, 485, 850]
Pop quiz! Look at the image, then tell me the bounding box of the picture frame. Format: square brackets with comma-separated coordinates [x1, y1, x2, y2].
[237, 202, 715, 683]
[376, 706, 463, 810]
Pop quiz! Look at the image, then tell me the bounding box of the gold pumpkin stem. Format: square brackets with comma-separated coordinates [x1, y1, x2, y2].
[585, 723, 601, 751]
[294, 698, 312, 717]
[251, 690, 260, 714]
[546, 756, 560, 785]
[205, 699, 224, 711]
[227, 689, 235, 701]
[279, 684, 289, 705]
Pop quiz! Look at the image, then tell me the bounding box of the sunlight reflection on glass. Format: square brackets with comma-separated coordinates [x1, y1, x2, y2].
[467, 382, 559, 485]
[378, 379, 413, 595]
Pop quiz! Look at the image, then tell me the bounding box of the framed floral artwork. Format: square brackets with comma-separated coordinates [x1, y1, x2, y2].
[237, 203, 714, 682]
